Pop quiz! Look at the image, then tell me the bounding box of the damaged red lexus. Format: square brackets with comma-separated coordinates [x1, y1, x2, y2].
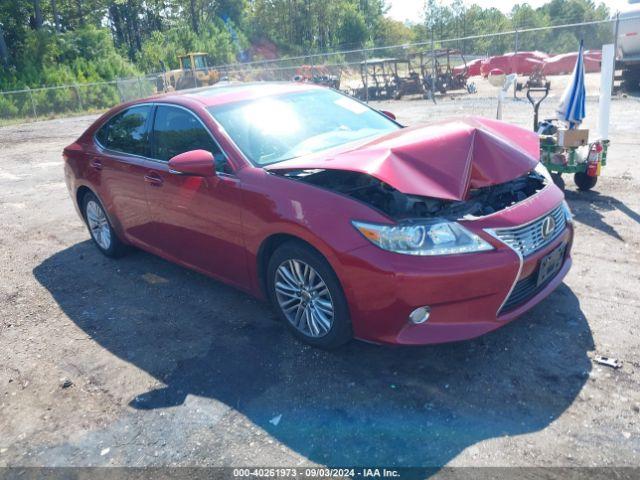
[63, 83, 573, 348]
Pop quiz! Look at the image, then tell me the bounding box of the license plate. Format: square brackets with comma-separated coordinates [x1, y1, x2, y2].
[537, 244, 566, 287]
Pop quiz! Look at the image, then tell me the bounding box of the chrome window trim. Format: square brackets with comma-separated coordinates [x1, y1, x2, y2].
[93, 104, 155, 161]
[93, 101, 236, 177]
[150, 102, 236, 177]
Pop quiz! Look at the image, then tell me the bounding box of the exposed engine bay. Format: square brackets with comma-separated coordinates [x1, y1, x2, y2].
[276, 168, 547, 220]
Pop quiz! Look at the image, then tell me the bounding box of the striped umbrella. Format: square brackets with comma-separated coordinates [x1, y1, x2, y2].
[556, 40, 586, 129]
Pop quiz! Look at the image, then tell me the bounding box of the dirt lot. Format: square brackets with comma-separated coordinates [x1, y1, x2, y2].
[1, 84, 639, 473]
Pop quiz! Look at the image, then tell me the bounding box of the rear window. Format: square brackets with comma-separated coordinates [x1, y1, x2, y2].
[95, 105, 151, 156]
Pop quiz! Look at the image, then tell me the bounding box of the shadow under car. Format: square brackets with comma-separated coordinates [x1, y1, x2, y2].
[33, 241, 594, 467]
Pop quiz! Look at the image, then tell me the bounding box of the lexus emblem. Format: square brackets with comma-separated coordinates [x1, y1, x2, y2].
[541, 216, 556, 239]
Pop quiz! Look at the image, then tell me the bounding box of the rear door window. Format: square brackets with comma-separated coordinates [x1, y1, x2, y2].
[95, 105, 151, 156]
[151, 105, 230, 172]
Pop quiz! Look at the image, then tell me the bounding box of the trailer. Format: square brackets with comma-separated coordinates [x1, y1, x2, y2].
[526, 83, 609, 192]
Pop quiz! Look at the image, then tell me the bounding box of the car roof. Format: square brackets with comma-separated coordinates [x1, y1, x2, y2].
[147, 81, 324, 108]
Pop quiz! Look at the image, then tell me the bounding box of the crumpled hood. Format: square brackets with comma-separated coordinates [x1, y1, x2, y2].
[267, 116, 540, 201]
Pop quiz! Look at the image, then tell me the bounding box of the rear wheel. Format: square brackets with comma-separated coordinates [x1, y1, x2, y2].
[574, 172, 598, 191]
[267, 241, 352, 349]
[82, 192, 127, 258]
[621, 66, 640, 92]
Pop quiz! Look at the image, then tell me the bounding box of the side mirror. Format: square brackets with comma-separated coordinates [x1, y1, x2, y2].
[168, 150, 215, 177]
[380, 110, 396, 121]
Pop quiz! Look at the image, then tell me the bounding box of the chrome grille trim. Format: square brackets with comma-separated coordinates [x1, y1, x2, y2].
[500, 244, 567, 313]
[486, 204, 566, 258]
[484, 230, 523, 316]
[484, 203, 567, 316]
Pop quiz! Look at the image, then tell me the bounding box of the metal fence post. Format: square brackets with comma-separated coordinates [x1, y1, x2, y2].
[513, 28, 519, 99]
[74, 83, 83, 111]
[431, 34, 436, 100]
[137, 76, 143, 98]
[363, 46, 368, 103]
[27, 87, 38, 120]
[117, 78, 125, 103]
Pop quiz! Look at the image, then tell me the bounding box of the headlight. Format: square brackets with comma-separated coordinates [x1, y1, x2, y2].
[561, 200, 573, 224]
[352, 219, 494, 256]
[535, 162, 552, 183]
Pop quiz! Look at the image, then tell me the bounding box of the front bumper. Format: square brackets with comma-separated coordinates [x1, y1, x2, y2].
[336, 188, 573, 345]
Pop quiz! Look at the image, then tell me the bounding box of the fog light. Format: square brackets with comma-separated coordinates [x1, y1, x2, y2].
[409, 306, 431, 324]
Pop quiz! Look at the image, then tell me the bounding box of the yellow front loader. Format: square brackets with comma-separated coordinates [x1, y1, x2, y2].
[157, 53, 220, 92]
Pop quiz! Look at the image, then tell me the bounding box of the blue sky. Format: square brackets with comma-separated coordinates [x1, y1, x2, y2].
[386, 0, 632, 23]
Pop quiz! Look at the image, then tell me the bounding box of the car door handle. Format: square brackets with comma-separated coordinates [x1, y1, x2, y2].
[144, 173, 163, 186]
[90, 158, 103, 170]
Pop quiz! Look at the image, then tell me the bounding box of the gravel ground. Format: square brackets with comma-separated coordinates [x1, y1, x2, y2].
[0, 86, 639, 474]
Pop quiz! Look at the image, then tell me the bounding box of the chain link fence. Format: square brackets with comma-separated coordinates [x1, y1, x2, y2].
[0, 18, 621, 125]
[0, 76, 159, 124]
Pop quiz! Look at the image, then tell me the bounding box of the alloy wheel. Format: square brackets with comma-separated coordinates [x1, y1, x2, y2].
[86, 200, 111, 251]
[275, 259, 334, 338]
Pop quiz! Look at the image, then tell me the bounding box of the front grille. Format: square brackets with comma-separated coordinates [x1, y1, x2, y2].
[490, 204, 566, 257]
[500, 247, 568, 313]
[501, 273, 543, 313]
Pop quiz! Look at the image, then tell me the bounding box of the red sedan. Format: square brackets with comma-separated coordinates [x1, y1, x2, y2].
[63, 83, 573, 348]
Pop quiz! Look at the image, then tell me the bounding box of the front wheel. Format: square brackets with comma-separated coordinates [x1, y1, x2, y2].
[267, 241, 352, 349]
[574, 172, 598, 191]
[82, 192, 127, 258]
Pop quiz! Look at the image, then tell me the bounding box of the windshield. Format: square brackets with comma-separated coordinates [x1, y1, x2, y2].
[207, 89, 400, 166]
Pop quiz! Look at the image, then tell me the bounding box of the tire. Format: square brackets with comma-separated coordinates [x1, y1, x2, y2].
[574, 172, 598, 191]
[621, 66, 640, 93]
[551, 173, 565, 191]
[81, 191, 127, 258]
[267, 241, 352, 349]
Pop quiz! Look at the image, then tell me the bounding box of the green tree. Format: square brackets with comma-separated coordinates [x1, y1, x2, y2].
[374, 17, 414, 47]
[338, 7, 368, 48]
[0, 0, 619, 96]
